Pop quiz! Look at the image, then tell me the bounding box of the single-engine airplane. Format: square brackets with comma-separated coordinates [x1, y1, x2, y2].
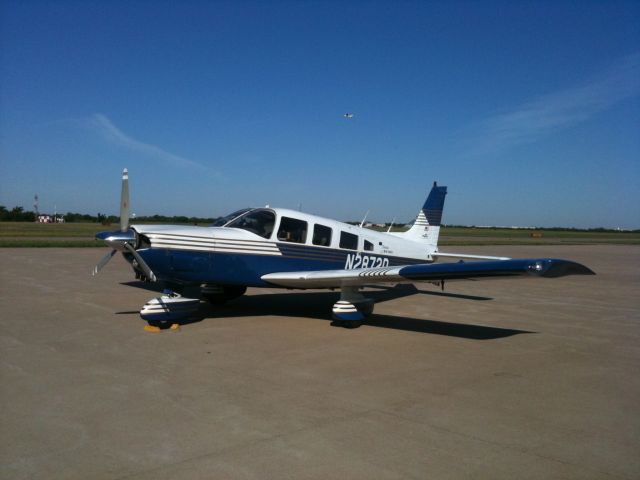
[93, 169, 594, 328]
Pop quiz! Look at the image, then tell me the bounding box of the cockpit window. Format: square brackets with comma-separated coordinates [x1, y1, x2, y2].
[211, 208, 253, 227]
[226, 209, 275, 239]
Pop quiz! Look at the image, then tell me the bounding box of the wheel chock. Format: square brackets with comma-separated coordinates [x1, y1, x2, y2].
[170, 323, 180, 331]
[144, 325, 161, 333]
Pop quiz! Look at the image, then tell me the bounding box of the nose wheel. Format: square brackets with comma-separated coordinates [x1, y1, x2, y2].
[140, 290, 200, 327]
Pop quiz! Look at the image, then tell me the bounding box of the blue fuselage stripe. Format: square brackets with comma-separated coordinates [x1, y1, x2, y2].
[135, 243, 426, 287]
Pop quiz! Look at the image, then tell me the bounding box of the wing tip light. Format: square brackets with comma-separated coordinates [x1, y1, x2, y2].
[531, 259, 595, 278]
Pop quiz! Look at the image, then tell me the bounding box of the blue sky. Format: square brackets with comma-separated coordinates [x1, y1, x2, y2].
[1, 0, 638, 228]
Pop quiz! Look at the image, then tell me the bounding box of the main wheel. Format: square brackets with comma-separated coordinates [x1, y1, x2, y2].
[223, 285, 247, 300]
[204, 285, 247, 306]
[204, 294, 228, 306]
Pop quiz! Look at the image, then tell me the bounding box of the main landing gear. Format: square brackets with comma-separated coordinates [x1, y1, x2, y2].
[331, 286, 374, 329]
[202, 284, 247, 306]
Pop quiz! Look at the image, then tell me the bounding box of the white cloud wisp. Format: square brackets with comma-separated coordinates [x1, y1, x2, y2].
[468, 52, 640, 155]
[88, 113, 205, 169]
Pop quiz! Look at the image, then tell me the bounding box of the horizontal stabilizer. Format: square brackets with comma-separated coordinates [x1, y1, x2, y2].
[434, 252, 511, 261]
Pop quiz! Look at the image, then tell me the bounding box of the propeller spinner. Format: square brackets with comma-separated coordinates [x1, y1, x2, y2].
[92, 169, 156, 281]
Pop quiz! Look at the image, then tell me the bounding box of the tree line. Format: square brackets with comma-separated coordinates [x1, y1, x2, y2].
[2, 206, 637, 232]
[0, 206, 36, 222]
[0, 206, 216, 224]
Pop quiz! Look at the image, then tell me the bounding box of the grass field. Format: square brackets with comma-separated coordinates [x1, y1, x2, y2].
[421, 226, 639, 245]
[0, 222, 111, 238]
[1, 221, 638, 247]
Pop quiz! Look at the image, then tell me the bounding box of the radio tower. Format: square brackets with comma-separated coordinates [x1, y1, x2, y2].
[34, 194, 39, 222]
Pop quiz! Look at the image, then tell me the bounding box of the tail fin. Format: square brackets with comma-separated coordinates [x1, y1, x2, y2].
[394, 182, 447, 246]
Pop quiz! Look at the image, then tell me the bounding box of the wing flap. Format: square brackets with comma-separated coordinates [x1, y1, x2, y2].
[261, 259, 594, 289]
[262, 266, 405, 288]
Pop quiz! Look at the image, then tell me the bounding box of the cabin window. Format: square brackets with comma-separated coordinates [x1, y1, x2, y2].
[364, 240, 374, 251]
[339, 231, 358, 250]
[226, 209, 275, 239]
[312, 224, 332, 247]
[277, 216, 308, 243]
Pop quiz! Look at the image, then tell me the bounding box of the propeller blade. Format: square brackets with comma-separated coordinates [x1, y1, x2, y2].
[120, 168, 130, 232]
[92, 249, 117, 276]
[124, 243, 157, 282]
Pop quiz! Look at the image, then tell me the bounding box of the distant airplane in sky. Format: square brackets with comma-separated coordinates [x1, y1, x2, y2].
[343, 112, 354, 119]
[93, 170, 594, 329]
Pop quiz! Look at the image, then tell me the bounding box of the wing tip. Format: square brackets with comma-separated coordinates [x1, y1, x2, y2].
[534, 259, 595, 278]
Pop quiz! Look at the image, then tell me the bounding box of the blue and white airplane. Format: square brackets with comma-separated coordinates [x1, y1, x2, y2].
[93, 169, 594, 328]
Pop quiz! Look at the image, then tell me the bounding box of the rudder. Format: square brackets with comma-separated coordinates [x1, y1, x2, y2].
[394, 182, 447, 246]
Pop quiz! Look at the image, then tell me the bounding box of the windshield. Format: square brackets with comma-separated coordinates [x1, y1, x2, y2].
[211, 208, 253, 227]
[225, 209, 276, 239]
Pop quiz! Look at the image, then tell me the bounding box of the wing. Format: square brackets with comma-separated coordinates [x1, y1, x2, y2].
[262, 258, 594, 289]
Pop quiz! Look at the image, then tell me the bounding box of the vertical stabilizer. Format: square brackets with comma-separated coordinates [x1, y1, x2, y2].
[393, 182, 447, 247]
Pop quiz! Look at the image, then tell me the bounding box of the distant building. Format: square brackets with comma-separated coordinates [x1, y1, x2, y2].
[363, 222, 386, 228]
[37, 215, 64, 223]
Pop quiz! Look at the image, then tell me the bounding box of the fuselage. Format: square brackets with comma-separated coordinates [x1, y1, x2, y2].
[130, 207, 436, 287]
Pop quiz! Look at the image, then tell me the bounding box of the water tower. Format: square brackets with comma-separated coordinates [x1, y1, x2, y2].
[34, 194, 39, 221]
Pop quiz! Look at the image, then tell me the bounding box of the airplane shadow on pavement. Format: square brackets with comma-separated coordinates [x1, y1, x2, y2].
[193, 284, 533, 340]
[116, 283, 532, 339]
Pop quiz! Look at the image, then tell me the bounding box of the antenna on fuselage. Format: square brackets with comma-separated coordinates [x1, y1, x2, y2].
[359, 210, 370, 228]
[386, 217, 396, 233]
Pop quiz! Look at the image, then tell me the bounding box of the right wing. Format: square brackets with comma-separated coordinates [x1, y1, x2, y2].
[262, 258, 595, 289]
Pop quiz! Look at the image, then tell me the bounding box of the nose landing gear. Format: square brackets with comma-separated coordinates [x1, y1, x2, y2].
[140, 290, 200, 328]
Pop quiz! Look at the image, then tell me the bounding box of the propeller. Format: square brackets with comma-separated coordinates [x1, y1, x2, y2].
[124, 243, 157, 282]
[92, 249, 116, 275]
[92, 168, 156, 281]
[120, 168, 129, 232]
